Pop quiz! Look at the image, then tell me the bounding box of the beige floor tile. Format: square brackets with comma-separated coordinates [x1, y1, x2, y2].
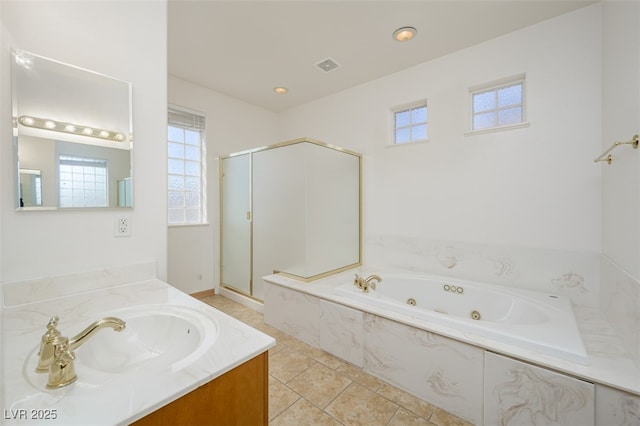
[377, 383, 436, 420]
[325, 382, 399, 426]
[268, 340, 287, 356]
[277, 333, 312, 350]
[301, 346, 345, 370]
[270, 398, 342, 426]
[254, 322, 293, 341]
[269, 376, 301, 421]
[220, 305, 253, 319]
[335, 363, 385, 392]
[388, 407, 432, 425]
[429, 408, 474, 426]
[233, 309, 265, 327]
[287, 362, 352, 409]
[202, 294, 237, 310]
[269, 347, 315, 383]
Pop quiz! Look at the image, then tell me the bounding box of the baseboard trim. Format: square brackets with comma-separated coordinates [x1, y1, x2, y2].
[190, 289, 215, 300]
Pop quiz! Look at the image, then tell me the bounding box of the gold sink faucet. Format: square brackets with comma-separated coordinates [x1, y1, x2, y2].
[36, 316, 126, 388]
[68, 317, 126, 351]
[353, 274, 382, 293]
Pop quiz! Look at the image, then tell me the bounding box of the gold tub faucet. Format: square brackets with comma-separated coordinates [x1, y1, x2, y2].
[36, 316, 126, 388]
[353, 274, 383, 293]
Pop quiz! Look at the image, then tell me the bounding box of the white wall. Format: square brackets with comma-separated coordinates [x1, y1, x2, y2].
[601, 1, 640, 279]
[279, 5, 602, 256]
[600, 0, 640, 366]
[0, 3, 5, 410]
[167, 75, 278, 294]
[1, 1, 168, 282]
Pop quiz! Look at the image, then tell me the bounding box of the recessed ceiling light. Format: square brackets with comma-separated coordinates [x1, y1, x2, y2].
[393, 26, 417, 42]
[274, 86, 288, 95]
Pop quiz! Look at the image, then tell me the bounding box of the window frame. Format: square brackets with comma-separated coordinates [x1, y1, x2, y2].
[167, 104, 207, 226]
[466, 74, 529, 135]
[390, 99, 429, 146]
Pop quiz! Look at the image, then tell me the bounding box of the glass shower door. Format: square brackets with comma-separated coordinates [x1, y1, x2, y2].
[220, 154, 252, 295]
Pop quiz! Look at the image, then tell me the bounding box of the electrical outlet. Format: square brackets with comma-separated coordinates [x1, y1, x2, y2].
[114, 215, 131, 237]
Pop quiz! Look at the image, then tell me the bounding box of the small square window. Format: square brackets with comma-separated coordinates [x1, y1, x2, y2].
[470, 76, 526, 132]
[392, 101, 428, 145]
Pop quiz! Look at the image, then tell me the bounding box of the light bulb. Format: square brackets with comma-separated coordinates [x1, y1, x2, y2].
[21, 116, 35, 126]
[393, 27, 417, 42]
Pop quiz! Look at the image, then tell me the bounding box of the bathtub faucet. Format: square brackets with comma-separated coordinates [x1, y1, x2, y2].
[354, 274, 382, 293]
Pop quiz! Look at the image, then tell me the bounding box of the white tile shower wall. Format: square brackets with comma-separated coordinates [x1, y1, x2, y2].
[595, 384, 640, 425]
[600, 256, 640, 368]
[365, 234, 600, 307]
[263, 281, 320, 347]
[363, 313, 484, 424]
[484, 352, 595, 425]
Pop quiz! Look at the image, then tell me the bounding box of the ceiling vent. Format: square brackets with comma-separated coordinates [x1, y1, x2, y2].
[315, 57, 340, 73]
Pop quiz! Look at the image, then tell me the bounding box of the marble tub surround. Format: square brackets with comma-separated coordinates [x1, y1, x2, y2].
[1, 277, 275, 425]
[263, 269, 639, 423]
[600, 256, 640, 368]
[365, 234, 601, 307]
[484, 352, 595, 425]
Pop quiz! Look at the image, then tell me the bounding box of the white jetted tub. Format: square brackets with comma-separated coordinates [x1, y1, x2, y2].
[335, 273, 589, 365]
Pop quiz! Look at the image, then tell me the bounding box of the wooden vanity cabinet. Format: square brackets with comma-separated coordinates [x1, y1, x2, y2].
[132, 351, 268, 426]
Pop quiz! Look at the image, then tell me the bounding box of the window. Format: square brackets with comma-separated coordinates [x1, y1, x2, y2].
[58, 155, 108, 208]
[168, 106, 206, 225]
[392, 101, 428, 144]
[470, 75, 525, 132]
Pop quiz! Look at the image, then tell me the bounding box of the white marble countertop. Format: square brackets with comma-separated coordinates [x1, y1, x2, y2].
[264, 268, 640, 396]
[1, 278, 275, 425]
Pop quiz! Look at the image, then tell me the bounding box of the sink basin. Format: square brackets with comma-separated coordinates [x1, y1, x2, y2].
[78, 305, 218, 373]
[24, 305, 219, 389]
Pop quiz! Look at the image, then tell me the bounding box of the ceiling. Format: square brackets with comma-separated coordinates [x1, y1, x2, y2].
[168, 1, 596, 112]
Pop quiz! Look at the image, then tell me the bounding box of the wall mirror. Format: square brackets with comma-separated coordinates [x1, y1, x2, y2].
[11, 48, 133, 210]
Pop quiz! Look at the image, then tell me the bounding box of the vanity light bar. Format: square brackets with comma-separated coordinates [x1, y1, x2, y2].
[18, 115, 127, 142]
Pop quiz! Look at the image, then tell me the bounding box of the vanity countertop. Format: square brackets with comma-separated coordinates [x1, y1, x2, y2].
[1, 278, 275, 425]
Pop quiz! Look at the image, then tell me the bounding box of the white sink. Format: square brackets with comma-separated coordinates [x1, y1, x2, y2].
[24, 305, 219, 389]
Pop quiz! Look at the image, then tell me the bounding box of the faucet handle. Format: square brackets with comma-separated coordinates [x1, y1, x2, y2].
[36, 316, 62, 373]
[47, 336, 77, 388]
[354, 274, 371, 293]
[46, 316, 60, 330]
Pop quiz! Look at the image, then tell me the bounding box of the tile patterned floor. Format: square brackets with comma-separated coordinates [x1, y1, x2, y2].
[199, 293, 474, 426]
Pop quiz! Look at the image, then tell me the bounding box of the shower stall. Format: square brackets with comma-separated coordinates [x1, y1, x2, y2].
[220, 138, 362, 301]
